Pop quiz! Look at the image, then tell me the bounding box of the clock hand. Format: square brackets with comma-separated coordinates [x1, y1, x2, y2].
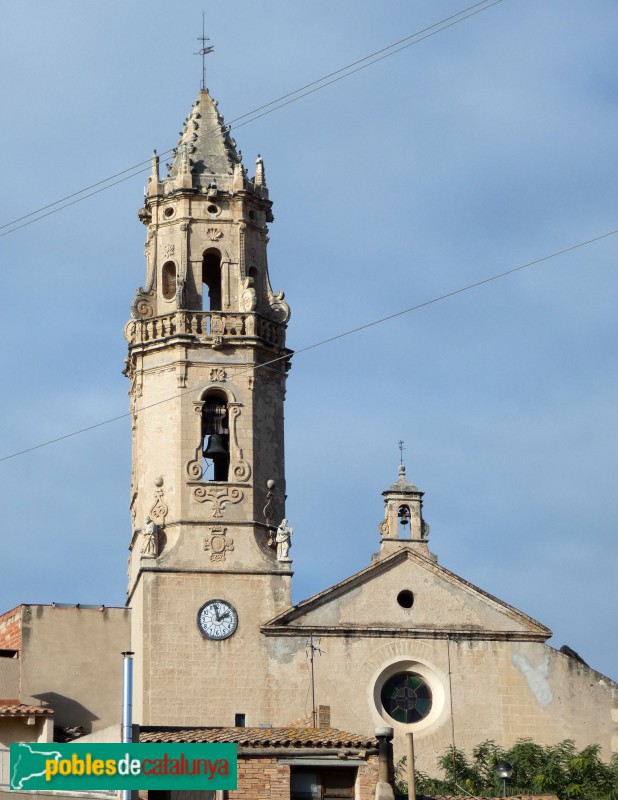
[213, 604, 222, 622]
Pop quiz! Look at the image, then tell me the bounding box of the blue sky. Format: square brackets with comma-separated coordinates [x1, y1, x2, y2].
[1, 1, 616, 682]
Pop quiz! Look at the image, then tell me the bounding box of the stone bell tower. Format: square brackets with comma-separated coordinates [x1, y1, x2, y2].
[124, 88, 293, 726]
[376, 465, 432, 560]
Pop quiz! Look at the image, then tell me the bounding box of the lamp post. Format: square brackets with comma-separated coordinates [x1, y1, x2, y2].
[494, 761, 513, 798]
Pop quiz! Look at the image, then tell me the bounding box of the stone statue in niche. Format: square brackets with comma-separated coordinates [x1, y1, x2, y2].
[275, 519, 293, 561]
[141, 516, 158, 558]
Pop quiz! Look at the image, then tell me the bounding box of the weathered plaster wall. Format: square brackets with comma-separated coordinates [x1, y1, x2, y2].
[261, 632, 617, 771]
[19, 605, 130, 734]
[0, 660, 19, 701]
[0, 716, 51, 748]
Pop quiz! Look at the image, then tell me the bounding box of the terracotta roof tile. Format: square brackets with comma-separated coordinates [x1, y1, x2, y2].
[140, 726, 377, 749]
[0, 703, 54, 717]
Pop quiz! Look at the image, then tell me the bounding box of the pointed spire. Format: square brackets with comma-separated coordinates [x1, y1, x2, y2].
[165, 90, 243, 194]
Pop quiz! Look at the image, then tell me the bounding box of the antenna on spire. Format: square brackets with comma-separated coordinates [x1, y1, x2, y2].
[398, 440, 406, 466]
[195, 11, 214, 90]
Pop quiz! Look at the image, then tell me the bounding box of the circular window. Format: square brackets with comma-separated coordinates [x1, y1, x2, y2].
[397, 590, 414, 609]
[207, 204, 219, 215]
[164, 207, 175, 219]
[381, 672, 432, 724]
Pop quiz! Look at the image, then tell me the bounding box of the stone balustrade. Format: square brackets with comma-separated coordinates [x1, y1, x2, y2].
[124, 311, 285, 348]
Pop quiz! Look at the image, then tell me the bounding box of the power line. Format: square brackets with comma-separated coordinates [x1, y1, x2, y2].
[1, 224, 614, 465]
[224, 0, 503, 127]
[0, 0, 504, 238]
[0, 157, 160, 233]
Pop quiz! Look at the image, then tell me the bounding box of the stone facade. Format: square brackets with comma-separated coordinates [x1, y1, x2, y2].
[261, 546, 618, 766]
[122, 86, 618, 775]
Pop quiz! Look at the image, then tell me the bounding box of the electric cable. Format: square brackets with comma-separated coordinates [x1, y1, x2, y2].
[0, 224, 615, 464]
[0, 0, 504, 238]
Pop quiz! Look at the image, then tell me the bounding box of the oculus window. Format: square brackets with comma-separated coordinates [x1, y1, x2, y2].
[380, 672, 432, 724]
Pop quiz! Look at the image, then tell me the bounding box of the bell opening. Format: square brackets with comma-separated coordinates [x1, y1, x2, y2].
[201, 392, 230, 481]
[397, 504, 411, 538]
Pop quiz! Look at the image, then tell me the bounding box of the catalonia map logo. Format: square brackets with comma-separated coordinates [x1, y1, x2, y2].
[10, 742, 237, 790]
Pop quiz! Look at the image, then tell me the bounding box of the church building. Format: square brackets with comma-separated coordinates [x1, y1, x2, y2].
[1, 82, 616, 792]
[122, 86, 617, 769]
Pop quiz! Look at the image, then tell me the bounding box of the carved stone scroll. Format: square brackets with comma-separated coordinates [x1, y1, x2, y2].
[193, 486, 243, 518]
[186, 404, 204, 480]
[228, 405, 251, 482]
[149, 481, 169, 526]
[203, 526, 234, 562]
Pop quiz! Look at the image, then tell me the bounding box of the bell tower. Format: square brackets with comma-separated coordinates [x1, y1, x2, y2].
[124, 88, 293, 726]
[376, 465, 432, 560]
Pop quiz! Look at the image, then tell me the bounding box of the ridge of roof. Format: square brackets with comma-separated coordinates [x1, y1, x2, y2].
[263, 547, 551, 638]
[0, 703, 54, 717]
[139, 726, 377, 748]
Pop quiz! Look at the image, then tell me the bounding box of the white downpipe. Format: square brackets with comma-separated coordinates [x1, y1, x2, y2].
[121, 651, 134, 800]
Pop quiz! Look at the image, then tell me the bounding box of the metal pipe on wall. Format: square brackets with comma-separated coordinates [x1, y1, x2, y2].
[121, 651, 134, 800]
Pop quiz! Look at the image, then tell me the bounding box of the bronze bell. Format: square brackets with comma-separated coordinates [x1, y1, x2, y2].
[203, 434, 228, 459]
[398, 505, 410, 526]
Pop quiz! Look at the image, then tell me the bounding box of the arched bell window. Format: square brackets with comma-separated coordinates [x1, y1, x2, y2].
[202, 251, 222, 311]
[397, 504, 411, 538]
[202, 391, 229, 481]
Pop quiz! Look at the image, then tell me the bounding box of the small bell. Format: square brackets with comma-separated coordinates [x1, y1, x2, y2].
[203, 434, 228, 459]
[398, 506, 411, 527]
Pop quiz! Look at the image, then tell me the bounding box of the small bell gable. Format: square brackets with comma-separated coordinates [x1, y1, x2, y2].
[377, 465, 431, 559]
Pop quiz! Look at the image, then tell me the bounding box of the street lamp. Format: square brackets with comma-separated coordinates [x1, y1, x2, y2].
[494, 761, 513, 797]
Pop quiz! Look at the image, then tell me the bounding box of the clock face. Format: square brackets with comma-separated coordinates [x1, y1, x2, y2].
[197, 599, 238, 640]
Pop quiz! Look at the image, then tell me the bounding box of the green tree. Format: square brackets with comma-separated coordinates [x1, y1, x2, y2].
[395, 739, 618, 800]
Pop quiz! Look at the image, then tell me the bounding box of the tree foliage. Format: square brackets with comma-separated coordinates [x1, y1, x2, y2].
[395, 739, 618, 800]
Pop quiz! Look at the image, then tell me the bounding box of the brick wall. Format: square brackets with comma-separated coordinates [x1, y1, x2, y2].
[0, 607, 21, 652]
[236, 756, 290, 800]
[357, 755, 380, 800]
[234, 753, 380, 800]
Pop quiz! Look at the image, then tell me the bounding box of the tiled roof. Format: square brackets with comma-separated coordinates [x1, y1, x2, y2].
[0, 703, 54, 717]
[140, 726, 377, 749]
[166, 89, 241, 191]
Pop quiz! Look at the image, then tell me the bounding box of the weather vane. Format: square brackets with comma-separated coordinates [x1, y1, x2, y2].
[398, 440, 406, 466]
[195, 11, 214, 91]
